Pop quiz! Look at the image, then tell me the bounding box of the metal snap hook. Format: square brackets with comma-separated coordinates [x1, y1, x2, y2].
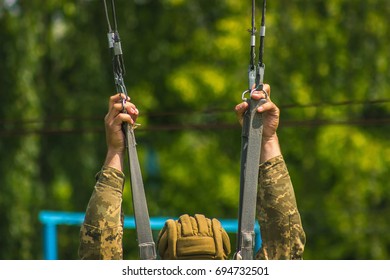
[241, 89, 251, 101]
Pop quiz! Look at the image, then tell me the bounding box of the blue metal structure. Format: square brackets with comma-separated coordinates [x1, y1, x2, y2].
[39, 210, 261, 260]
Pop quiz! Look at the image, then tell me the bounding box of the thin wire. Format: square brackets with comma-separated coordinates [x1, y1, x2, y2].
[111, 0, 118, 32]
[280, 98, 390, 109]
[258, 0, 266, 66]
[1, 98, 390, 126]
[1, 117, 390, 137]
[103, 0, 112, 32]
[249, 0, 256, 68]
[252, 0, 256, 29]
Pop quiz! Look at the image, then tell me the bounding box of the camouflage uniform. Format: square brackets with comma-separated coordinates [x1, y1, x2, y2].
[78, 166, 125, 259]
[78, 155, 305, 260]
[255, 155, 306, 260]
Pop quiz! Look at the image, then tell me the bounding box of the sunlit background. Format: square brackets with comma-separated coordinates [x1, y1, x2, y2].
[0, 0, 389, 260]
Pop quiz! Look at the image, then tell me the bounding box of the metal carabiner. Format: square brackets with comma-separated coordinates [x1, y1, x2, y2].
[242, 86, 268, 103]
[241, 89, 251, 101]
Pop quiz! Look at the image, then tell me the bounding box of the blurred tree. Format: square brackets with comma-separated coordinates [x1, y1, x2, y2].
[0, 0, 389, 260]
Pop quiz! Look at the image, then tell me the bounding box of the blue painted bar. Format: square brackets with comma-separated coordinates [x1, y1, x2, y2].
[43, 223, 57, 260]
[39, 210, 261, 260]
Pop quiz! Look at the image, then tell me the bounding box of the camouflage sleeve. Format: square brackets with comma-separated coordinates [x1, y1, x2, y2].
[255, 155, 306, 260]
[78, 166, 125, 260]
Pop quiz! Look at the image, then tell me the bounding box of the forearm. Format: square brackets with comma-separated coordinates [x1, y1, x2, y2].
[255, 155, 306, 260]
[78, 166, 125, 260]
[260, 134, 281, 163]
[104, 149, 124, 172]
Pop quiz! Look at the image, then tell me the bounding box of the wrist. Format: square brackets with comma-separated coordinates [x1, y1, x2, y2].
[104, 149, 124, 172]
[260, 134, 281, 163]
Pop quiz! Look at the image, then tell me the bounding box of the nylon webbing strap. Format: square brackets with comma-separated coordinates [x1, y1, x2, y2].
[124, 124, 156, 260]
[103, 0, 156, 260]
[236, 0, 267, 260]
[236, 97, 265, 260]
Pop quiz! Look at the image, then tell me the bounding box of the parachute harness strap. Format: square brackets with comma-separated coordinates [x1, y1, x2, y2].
[102, 0, 156, 260]
[236, 0, 267, 261]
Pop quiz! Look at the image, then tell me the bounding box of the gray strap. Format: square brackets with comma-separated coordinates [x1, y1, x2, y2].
[124, 124, 157, 260]
[103, 0, 156, 260]
[236, 97, 266, 260]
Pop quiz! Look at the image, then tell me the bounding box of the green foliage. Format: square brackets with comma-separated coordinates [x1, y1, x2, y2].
[0, 0, 389, 260]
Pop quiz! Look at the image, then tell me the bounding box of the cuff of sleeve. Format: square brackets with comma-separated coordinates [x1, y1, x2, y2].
[259, 155, 288, 181]
[95, 166, 125, 193]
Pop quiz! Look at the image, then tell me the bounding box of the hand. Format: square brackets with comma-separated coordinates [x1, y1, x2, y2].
[103, 93, 139, 170]
[235, 84, 281, 162]
[235, 84, 279, 141]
